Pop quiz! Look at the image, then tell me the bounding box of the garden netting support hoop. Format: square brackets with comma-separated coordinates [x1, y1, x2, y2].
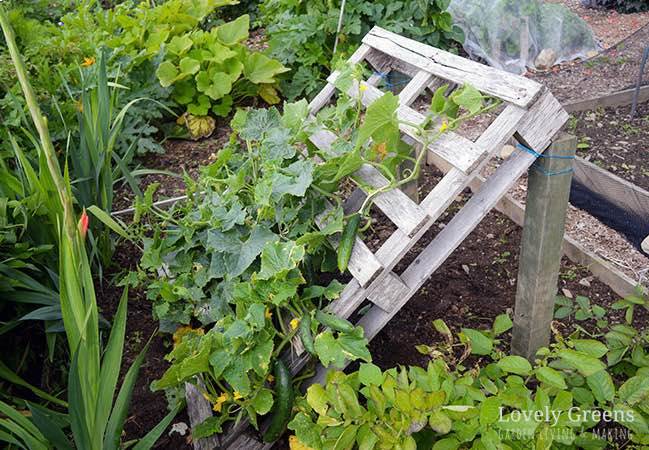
[187, 26, 572, 450]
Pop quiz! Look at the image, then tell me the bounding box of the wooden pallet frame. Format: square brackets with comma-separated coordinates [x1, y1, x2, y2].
[190, 26, 571, 449]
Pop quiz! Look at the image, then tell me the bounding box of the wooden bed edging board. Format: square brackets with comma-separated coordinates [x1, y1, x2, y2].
[563, 84, 649, 113]
[467, 177, 638, 298]
[572, 156, 649, 226]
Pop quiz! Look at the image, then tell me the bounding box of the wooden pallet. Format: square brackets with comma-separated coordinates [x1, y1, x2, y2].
[190, 26, 570, 449]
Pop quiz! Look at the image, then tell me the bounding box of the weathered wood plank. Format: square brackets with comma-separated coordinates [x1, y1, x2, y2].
[310, 129, 431, 237]
[186, 381, 220, 450]
[511, 133, 577, 359]
[357, 142, 550, 342]
[467, 176, 639, 298]
[366, 271, 411, 313]
[563, 84, 649, 113]
[365, 50, 450, 94]
[572, 156, 649, 223]
[310, 96, 566, 386]
[398, 70, 435, 106]
[515, 90, 568, 153]
[352, 164, 430, 237]
[362, 26, 544, 108]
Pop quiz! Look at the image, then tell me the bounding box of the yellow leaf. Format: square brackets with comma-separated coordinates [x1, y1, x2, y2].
[172, 325, 204, 347]
[185, 114, 215, 140]
[289, 435, 315, 450]
[259, 84, 281, 105]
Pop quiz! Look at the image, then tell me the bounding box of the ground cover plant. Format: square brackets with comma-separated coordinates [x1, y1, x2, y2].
[258, 0, 465, 100]
[0, 0, 288, 151]
[289, 312, 649, 449]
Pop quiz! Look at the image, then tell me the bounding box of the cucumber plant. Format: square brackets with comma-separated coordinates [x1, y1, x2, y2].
[131, 65, 494, 437]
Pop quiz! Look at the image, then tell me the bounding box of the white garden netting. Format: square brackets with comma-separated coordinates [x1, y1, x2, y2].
[449, 0, 601, 73]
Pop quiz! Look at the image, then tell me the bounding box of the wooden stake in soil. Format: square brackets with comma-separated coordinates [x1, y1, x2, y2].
[512, 133, 577, 359]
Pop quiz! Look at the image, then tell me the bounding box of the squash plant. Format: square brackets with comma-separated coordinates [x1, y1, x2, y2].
[131, 65, 494, 437]
[289, 315, 649, 449]
[259, 0, 465, 100]
[155, 14, 289, 121]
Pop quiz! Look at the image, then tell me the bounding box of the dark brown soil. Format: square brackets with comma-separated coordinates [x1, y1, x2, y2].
[113, 123, 232, 213]
[366, 164, 638, 369]
[570, 99, 649, 191]
[97, 242, 189, 449]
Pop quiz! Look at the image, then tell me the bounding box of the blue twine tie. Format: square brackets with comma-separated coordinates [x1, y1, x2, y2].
[374, 71, 410, 90]
[515, 143, 575, 177]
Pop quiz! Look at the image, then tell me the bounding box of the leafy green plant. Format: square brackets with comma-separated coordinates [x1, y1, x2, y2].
[612, 286, 649, 325]
[289, 316, 649, 449]
[259, 0, 465, 100]
[155, 14, 288, 124]
[554, 295, 608, 328]
[131, 62, 495, 439]
[0, 10, 178, 449]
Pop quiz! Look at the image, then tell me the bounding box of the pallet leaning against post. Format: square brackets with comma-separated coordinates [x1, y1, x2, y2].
[189, 26, 570, 449]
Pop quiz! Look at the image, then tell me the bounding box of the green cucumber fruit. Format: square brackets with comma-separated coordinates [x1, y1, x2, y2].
[298, 313, 316, 355]
[262, 360, 294, 443]
[337, 213, 361, 273]
[315, 309, 355, 334]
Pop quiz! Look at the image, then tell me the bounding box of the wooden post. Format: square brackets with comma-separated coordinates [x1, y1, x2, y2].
[511, 133, 577, 359]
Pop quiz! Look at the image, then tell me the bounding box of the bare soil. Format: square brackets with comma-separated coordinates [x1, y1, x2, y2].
[570, 99, 649, 191]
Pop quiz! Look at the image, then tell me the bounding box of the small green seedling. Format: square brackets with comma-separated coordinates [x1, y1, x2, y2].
[554, 295, 607, 328]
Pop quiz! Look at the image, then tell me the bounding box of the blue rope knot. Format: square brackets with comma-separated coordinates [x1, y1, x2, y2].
[515, 143, 575, 177]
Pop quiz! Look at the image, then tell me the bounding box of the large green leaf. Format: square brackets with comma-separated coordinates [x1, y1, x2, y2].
[104, 337, 152, 450]
[462, 328, 493, 355]
[96, 289, 129, 448]
[167, 34, 193, 55]
[27, 403, 71, 450]
[497, 356, 532, 376]
[256, 241, 305, 280]
[243, 53, 289, 84]
[557, 350, 606, 377]
[156, 61, 178, 87]
[355, 92, 399, 151]
[216, 14, 249, 45]
[535, 366, 567, 389]
[586, 370, 615, 403]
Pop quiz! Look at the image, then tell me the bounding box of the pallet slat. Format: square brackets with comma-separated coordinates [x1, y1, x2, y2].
[362, 26, 543, 108]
